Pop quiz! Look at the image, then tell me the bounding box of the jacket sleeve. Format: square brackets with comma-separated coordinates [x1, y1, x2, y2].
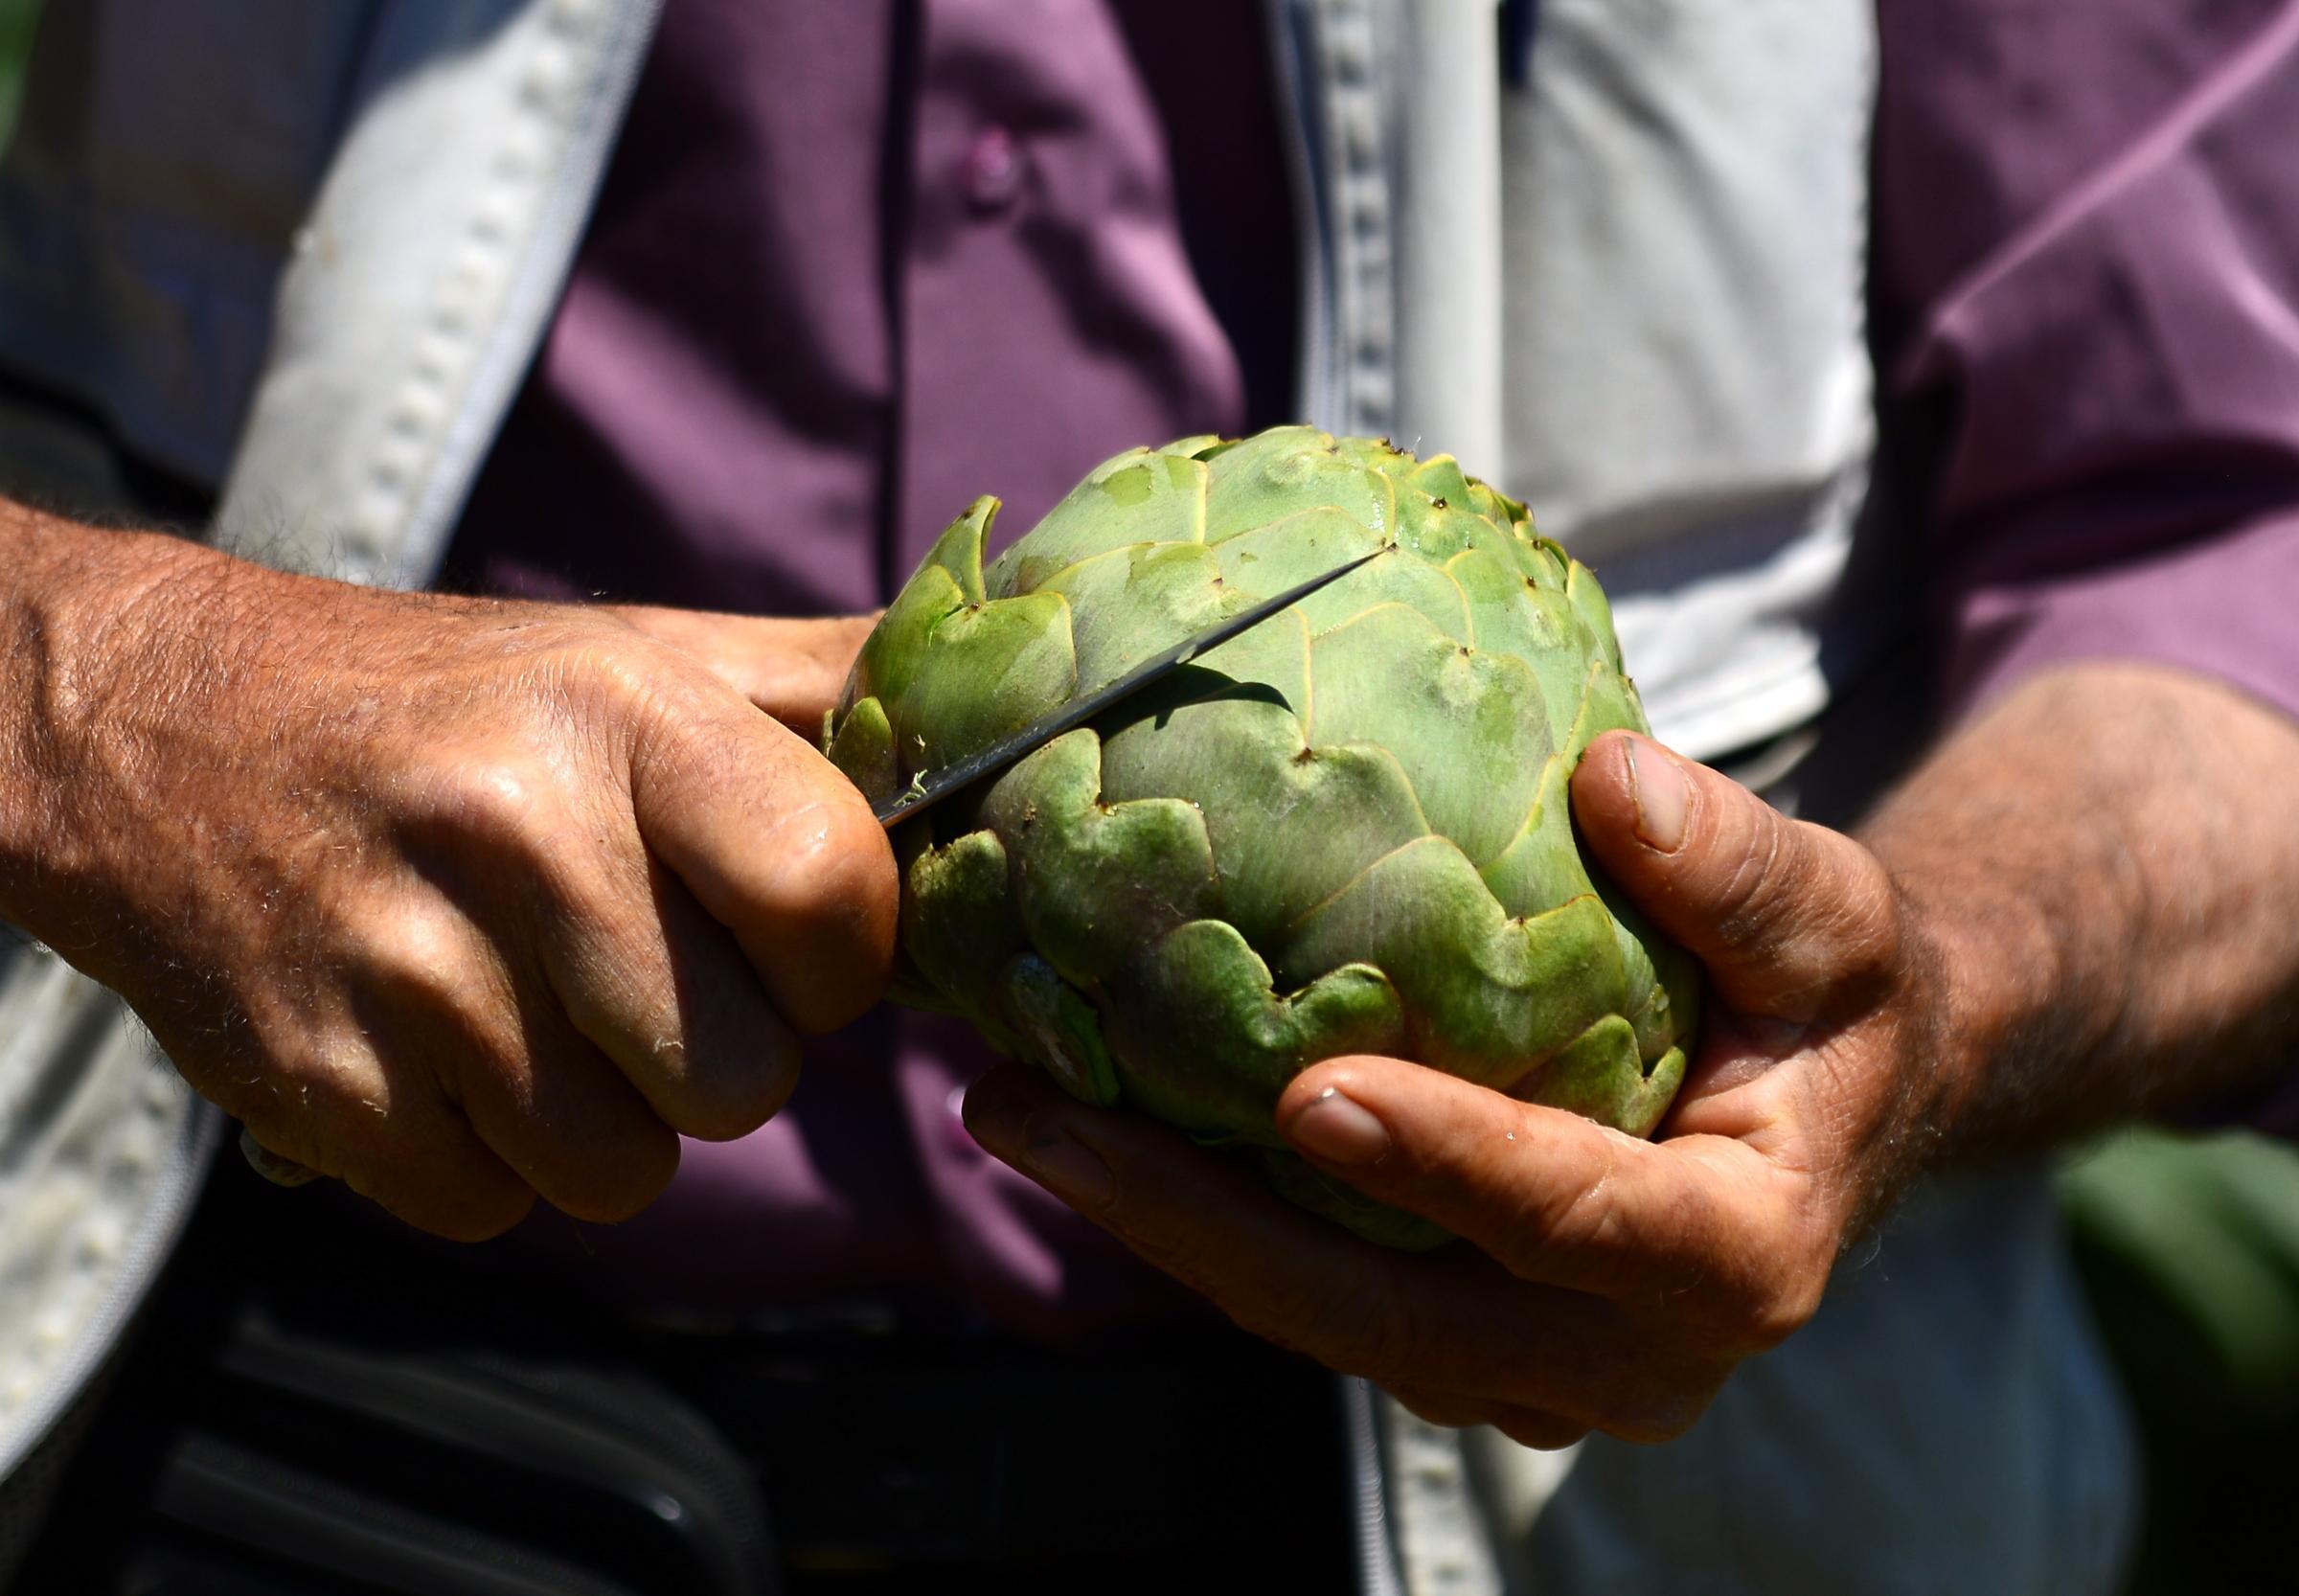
[1873, 0, 2299, 725]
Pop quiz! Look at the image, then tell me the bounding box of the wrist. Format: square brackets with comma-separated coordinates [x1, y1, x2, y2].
[1884, 876, 2012, 1131]
[1788, 872, 2008, 1244]
[0, 505, 228, 941]
[1859, 817, 2139, 1170]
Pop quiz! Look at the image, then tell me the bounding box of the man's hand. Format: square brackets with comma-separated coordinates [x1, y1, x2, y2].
[0, 512, 896, 1240]
[964, 729, 1934, 1447]
[605, 604, 874, 736]
[964, 663, 2299, 1446]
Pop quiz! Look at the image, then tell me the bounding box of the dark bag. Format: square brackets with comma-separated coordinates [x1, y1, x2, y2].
[14, 1161, 1357, 1596]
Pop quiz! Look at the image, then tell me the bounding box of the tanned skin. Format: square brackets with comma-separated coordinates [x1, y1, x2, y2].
[0, 502, 891, 1239]
[964, 667, 2299, 1448]
[7, 502, 2298, 1445]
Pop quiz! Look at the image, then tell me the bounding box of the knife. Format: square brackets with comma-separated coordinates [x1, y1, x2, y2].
[873, 546, 1388, 829]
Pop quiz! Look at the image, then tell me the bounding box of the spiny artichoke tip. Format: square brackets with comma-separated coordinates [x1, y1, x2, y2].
[826, 426, 1699, 1246]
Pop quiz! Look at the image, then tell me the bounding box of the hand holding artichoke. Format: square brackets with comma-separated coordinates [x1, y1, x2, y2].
[827, 427, 1699, 1243]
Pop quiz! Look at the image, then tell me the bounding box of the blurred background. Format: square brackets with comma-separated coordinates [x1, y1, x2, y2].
[2061, 1129, 2299, 1594]
[0, 0, 34, 151]
[0, 7, 2294, 1592]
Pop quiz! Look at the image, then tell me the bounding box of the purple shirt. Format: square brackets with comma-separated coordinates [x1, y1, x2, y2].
[447, 0, 2299, 1322]
[446, 0, 1292, 1334]
[1875, 0, 2299, 725]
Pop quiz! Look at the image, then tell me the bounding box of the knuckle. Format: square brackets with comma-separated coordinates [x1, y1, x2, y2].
[1741, 1260, 1829, 1352]
[552, 632, 648, 692]
[652, 1030, 801, 1141]
[1706, 808, 1868, 953]
[1498, 1132, 1626, 1278]
[1703, 804, 1795, 946]
[402, 748, 600, 873]
[436, 1028, 681, 1224]
[754, 795, 899, 1029]
[1701, 804, 1913, 1020]
[338, 899, 481, 1011]
[331, 1127, 537, 1242]
[1711, 1209, 1830, 1352]
[432, 755, 552, 839]
[545, 909, 804, 1138]
[546, 908, 675, 1046]
[1262, 1263, 1419, 1382]
[766, 788, 898, 919]
[509, 623, 668, 718]
[1829, 851, 1908, 994]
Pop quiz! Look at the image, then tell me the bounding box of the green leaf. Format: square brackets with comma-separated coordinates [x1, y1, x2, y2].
[1306, 602, 1550, 868]
[1033, 539, 1233, 695]
[999, 955, 1121, 1106]
[980, 729, 1219, 987]
[1102, 919, 1405, 1140]
[1099, 694, 1430, 951]
[986, 447, 1209, 596]
[824, 695, 899, 806]
[1273, 836, 1628, 1092]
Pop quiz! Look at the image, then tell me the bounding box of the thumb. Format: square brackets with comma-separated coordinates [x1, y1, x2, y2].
[607, 606, 876, 734]
[1569, 731, 1901, 1023]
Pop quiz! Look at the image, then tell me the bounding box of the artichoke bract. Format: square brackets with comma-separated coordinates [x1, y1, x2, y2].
[826, 427, 1699, 1245]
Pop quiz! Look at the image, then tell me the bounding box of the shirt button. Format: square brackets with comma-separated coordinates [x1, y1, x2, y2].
[961, 125, 1024, 212]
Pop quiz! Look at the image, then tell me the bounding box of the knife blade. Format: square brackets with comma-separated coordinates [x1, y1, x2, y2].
[873, 545, 1387, 828]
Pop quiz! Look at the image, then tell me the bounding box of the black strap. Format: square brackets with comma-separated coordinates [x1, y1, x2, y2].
[1503, 0, 1542, 85]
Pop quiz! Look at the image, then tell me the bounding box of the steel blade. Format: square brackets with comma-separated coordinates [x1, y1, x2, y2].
[873, 545, 1386, 828]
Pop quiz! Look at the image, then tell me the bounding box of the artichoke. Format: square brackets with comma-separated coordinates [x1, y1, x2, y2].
[826, 426, 1698, 1244]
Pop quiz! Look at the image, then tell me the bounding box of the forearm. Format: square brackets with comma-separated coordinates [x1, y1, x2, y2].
[1861, 661, 2299, 1157]
[0, 500, 221, 947]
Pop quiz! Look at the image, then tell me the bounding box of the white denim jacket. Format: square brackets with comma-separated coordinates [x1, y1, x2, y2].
[0, 3, 2133, 1589]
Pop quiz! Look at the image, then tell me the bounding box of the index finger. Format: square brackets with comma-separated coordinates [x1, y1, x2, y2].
[1277, 1057, 1789, 1304]
[627, 689, 898, 1034]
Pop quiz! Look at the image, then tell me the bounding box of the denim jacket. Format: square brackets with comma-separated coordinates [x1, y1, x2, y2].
[0, 4, 2132, 1590]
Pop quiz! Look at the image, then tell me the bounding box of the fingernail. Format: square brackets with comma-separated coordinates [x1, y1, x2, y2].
[1017, 1119, 1116, 1210]
[239, 1127, 321, 1188]
[1284, 1086, 1391, 1166]
[960, 1073, 1026, 1157]
[1627, 738, 1688, 854]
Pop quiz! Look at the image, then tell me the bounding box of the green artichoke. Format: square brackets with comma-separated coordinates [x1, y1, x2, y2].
[826, 426, 1698, 1245]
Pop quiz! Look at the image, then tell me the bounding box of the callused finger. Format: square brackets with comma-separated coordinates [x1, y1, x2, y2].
[629, 695, 897, 1034]
[216, 1035, 536, 1243]
[1275, 1056, 1779, 1303]
[450, 1012, 682, 1226]
[361, 923, 683, 1226]
[966, 1065, 1715, 1432]
[532, 846, 803, 1140]
[966, 1068, 1589, 1393]
[962, 1062, 1430, 1351]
